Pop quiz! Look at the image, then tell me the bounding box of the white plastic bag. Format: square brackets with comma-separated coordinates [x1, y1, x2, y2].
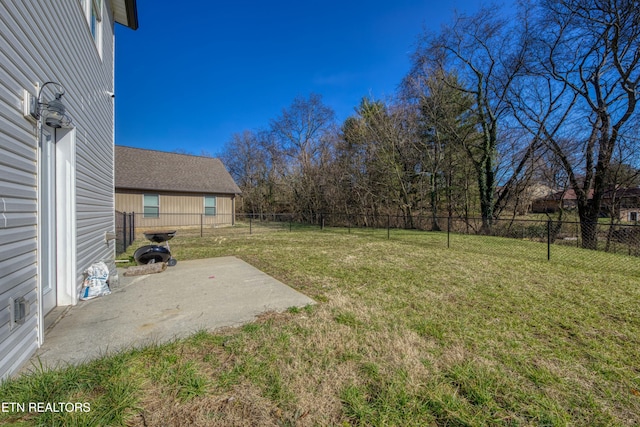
[80, 261, 111, 300]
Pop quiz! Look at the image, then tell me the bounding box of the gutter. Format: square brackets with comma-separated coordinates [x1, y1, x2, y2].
[124, 0, 139, 30]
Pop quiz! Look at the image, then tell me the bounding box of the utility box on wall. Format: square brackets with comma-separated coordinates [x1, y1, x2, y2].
[9, 296, 30, 328]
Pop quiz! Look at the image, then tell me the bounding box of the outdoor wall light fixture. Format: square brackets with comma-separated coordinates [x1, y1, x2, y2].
[24, 81, 73, 128]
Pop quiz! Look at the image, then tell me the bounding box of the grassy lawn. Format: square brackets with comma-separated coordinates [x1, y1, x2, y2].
[2, 229, 640, 426]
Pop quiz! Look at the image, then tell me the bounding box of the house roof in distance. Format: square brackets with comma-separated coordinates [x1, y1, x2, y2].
[115, 146, 241, 195]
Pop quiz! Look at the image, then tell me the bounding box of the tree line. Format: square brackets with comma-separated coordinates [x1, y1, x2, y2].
[220, 0, 640, 249]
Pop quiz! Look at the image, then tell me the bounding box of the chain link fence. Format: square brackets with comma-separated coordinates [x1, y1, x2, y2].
[321, 213, 640, 258]
[114, 211, 640, 261]
[115, 211, 136, 255]
[115, 212, 297, 254]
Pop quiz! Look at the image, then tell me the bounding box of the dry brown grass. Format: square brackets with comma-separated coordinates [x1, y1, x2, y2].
[129, 385, 280, 427]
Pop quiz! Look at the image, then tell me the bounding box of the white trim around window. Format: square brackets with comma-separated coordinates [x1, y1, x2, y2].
[78, 0, 103, 56]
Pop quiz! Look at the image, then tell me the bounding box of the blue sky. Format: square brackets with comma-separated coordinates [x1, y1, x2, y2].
[114, 0, 484, 156]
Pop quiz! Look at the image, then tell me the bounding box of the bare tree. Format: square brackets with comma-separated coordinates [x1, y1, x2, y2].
[221, 130, 272, 215]
[270, 93, 335, 170]
[519, 0, 640, 249]
[412, 6, 531, 232]
[269, 93, 336, 221]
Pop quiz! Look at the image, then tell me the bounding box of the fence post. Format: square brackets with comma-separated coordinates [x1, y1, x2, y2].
[127, 213, 131, 249]
[249, 215, 252, 235]
[200, 214, 204, 237]
[122, 212, 127, 251]
[321, 214, 324, 230]
[547, 220, 551, 261]
[576, 222, 580, 248]
[447, 214, 451, 248]
[131, 212, 135, 245]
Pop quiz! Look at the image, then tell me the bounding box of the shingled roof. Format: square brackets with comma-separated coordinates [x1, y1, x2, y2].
[115, 146, 241, 194]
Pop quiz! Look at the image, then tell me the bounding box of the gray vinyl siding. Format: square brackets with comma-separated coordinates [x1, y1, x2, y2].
[0, 0, 118, 379]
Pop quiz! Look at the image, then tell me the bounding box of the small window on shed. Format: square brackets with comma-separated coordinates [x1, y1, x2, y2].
[143, 194, 159, 218]
[630, 211, 638, 222]
[204, 196, 217, 216]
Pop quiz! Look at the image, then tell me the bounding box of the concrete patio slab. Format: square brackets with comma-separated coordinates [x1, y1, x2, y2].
[27, 256, 314, 371]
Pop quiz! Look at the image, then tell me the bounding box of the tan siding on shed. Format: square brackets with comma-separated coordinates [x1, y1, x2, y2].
[116, 190, 236, 228]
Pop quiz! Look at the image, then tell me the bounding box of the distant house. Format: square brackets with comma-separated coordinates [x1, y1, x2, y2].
[531, 189, 590, 213]
[532, 187, 640, 222]
[114, 146, 241, 228]
[605, 187, 640, 222]
[494, 182, 556, 215]
[0, 1, 138, 379]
